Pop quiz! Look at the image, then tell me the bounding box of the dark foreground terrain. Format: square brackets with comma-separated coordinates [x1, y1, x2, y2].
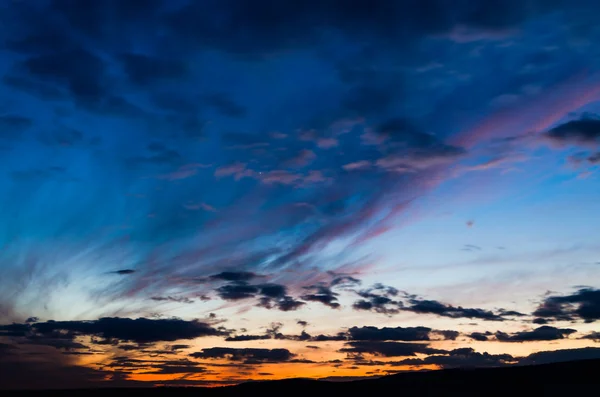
[4, 359, 600, 397]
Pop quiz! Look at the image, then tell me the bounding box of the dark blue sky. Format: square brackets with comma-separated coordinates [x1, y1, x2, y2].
[1, 0, 600, 389]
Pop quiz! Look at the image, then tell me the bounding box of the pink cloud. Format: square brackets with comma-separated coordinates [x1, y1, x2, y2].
[157, 163, 211, 181]
[302, 170, 331, 185]
[270, 132, 288, 139]
[444, 25, 518, 43]
[260, 170, 302, 185]
[316, 137, 339, 149]
[286, 149, 316, 168]
[214, 163, 257, 181]
[360, 128, 387, 146]
[298, 129, 317, 141]
[183, 202, 217, 212]
[329, 117, 364, 136]
[376, 149, 461, 172]
[451, 71, 600, 148]
[343, 161, 371, 171]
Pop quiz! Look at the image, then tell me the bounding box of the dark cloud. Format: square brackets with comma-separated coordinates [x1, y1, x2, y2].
[404, 298, 506, 321]
[396, 347, 515, 369]
[215, 279, 305, 311]
[23, 337, 89, 351]
[581, 332, 600, 342]
[106, 356, 209, 377]
[545, 117, 600, 147]
[258, 284, 287, 298]
[340, 341, 444, 357]
[588, 152, 600, 163]
[330, 275, 362, 287]
[301, 284, 340, 309]
[18, 317, 224, 344]
[495, 326, 576, 342]
[0, 323, 30, 337]
[164, 0, 553, 58]
[347, 326, 431, 342]
[533, 318, 550, 325]
[142, 363, 207, 375]
[270, 296, 306, 312]
[469, 332, 492, 341]
[297, 320, 308, 327]
[434, 330, 460, 341]
[150, 296, 194, 304]
[353, 284, 401, 315]
[519, 347, 600, 366]
[190, 347, 295, 363]
[109, 269, 136, 275]
[215, 282, 258, 301]
[225, 334, 271, 342]
[19, 48, 106, 102]
[533, 288, 600, 323]
[210, 271, 260, 282]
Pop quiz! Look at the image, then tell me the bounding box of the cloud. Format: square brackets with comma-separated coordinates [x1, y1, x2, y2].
[162, 0, 555, 60]
[396, 347, 515, 369]
[286, 149, 317, 168]
[150, 296, 195, 304]
[495, 326, 577, 342]
[225, 334, 271, 342]
[214, 279, 305, 312]
[340, 341, 445, 357]
[580, 332, 600, 342]
[347, 326, 432, 342]
[352, 284, 401, 315]
[403, 298, 506, 321]
[519, 347, 600, 366]
[301, 284, 340, 309]
[0, 323, 30, 337]
[216, 283, 260, 300]
[210, 271, 260, 282]
[544, 117, 600, 148]
[365, 118, 466, 173]
[190, 347, 295, 363]
[109, 269, 136, 275]
[12, 317, 225, 344]
[272, 296, 306, 312]
[532, 288, 600, 323]
[469, 332, 492, 341]
[434, 330, 460, 341]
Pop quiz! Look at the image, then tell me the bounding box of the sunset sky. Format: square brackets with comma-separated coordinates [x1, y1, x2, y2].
[1, 0, 600, 390]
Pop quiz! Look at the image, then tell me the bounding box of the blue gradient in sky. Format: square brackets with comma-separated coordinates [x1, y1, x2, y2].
[1, 0, 600, 388]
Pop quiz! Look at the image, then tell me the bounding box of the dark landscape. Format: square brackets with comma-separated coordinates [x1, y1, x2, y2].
[4, 359, 599, 397]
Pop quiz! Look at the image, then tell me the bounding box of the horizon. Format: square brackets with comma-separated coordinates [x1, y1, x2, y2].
[1, 0, 600, 390]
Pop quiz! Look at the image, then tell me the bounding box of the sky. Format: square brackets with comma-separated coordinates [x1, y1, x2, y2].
[1, 0, 600, 390]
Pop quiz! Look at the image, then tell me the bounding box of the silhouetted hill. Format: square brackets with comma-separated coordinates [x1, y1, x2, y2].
[5, 358, 600, 396]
